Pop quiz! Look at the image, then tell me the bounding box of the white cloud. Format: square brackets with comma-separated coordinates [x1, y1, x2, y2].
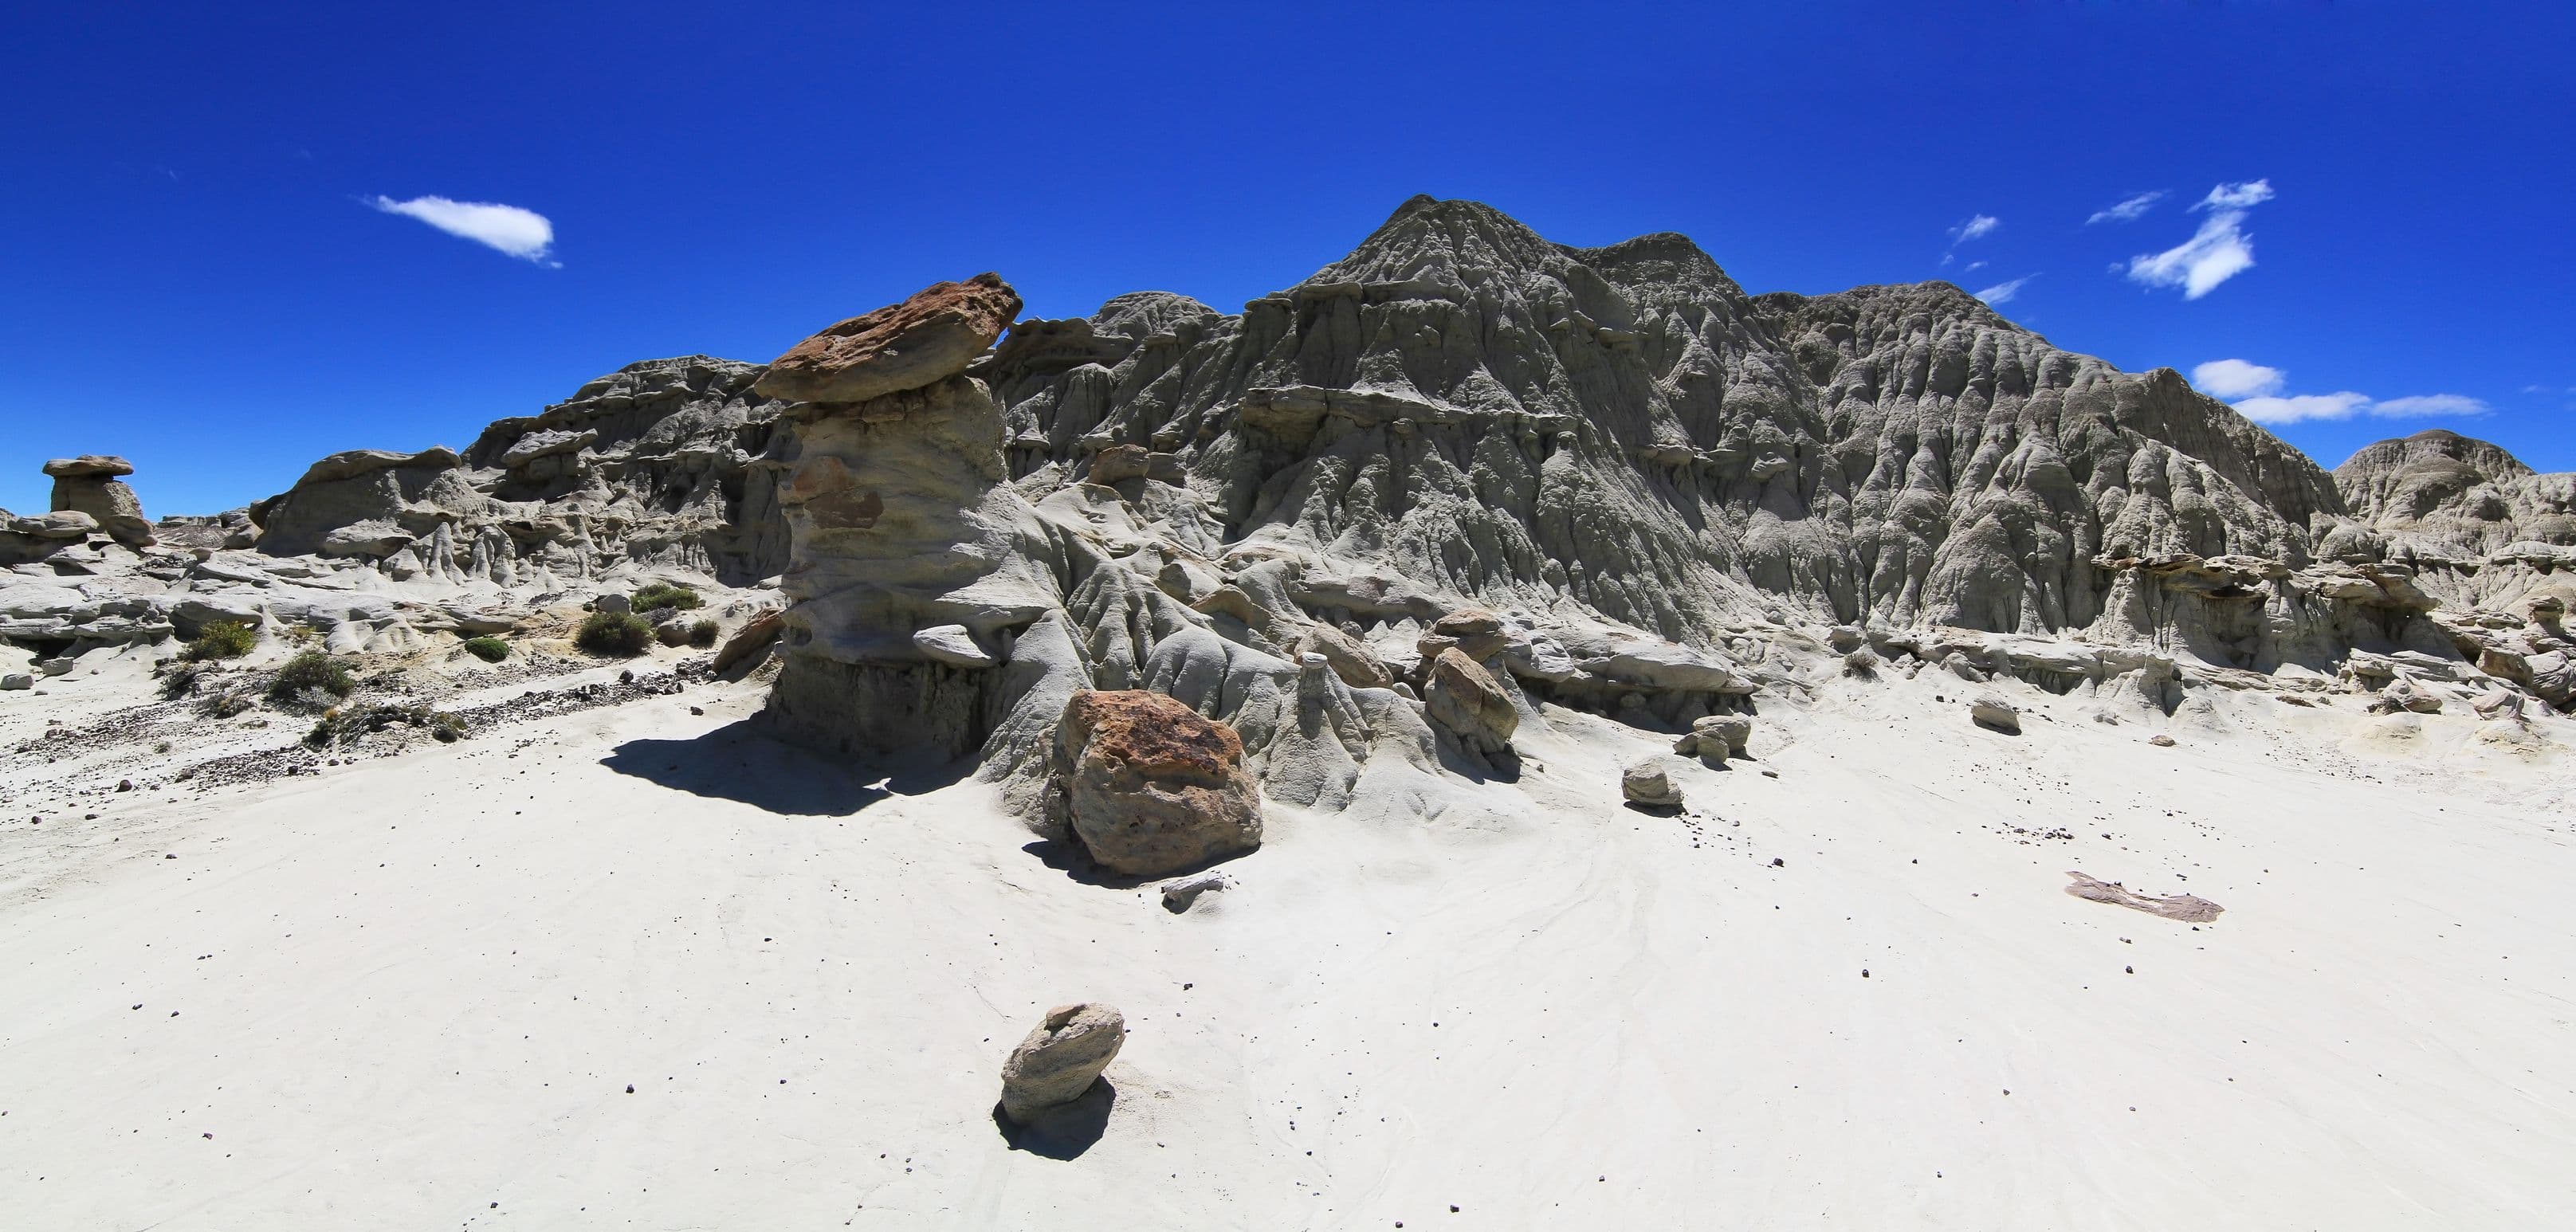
[1950, 214, 2000, 244]
[1963, 260, 1988, 273]
[2086, 190, 2166, 226]
[367, 194, 559, 265]
[2197, 179, 2276, 210]
[1973, 276, 2034, 306]
[2524, 383, 2550, 394]
[2368, 394, 2488, 417]
[2233, 392, 2372, 424]
[2232, 389, 2488, 425]
[2126, 181, 2272, 298]
[2191, 359, 2285, 398]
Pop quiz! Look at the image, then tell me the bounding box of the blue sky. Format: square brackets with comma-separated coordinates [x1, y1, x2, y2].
[5, 2, 2570, 516]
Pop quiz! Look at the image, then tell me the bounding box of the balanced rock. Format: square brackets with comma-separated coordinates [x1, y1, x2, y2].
[1417, 607, 1510, 663]
[1622, 757, 1684, 808]
[753, 273, 1022, 406]
[1677, 712, 1752, 759]
[45, 455, 152, 546]
[1045, 689, 1262, 876]
[999, 1002, 1125, 1125]
[41, 455, 133, 479]
[1969, 694, 2020, 733]
[1422, 647, 1518, 759]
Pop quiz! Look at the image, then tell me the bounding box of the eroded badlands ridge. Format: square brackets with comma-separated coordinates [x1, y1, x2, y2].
[3, 198, 2570, 826]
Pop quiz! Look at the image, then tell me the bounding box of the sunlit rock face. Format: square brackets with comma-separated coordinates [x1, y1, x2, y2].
[982, 194, 2351, 657]
[752, 275, 1064, 759]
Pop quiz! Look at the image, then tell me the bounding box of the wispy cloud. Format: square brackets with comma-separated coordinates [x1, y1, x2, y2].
[2198, 180, 2276, 210]
[1973, 276, 2035, 306]
[1962, 260, 1988, 273]
[1950, 214, 2001, 245]
[2366, 394, 2488, 418]
[2232, 392, 2374, 424]
[2232, 388, 2487, 425]
[367, 194, 560, 265]
[2126, 179, 2271, 298]
[2086, 190, 2166, 226]
[2191, 359, 2285, 399]
[1939, 213, 2001, 266]
[2197, 353, 2485, 424]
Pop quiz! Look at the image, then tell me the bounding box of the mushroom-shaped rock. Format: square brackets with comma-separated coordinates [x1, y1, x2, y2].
[755, 273, 1023, 406]
[1423, 647, 1518, 755]
[1969, 693, 2021, 733]
[1622, 757, 1684, 808]
[41, 455, 134, 479]
[999, 1002, 1125, 1125]
[1417, 607, 1510, 663]
[45, 456, 153, 546]
[1046, 690, 1262, 876]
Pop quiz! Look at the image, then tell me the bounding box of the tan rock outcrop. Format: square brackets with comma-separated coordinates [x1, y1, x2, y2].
[999, 1002, 1125, 1124]
[1423, 647, 1518, 761]
[1043, 690, 1262, 876]
[754, 273, 1022, 406]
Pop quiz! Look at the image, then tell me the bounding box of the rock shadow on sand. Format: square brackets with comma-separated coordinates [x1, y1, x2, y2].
[601, 717, 968, 816]
[992, 1078, 1115, 1159]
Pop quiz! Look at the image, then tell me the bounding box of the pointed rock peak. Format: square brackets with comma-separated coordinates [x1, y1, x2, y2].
[1298, 196, 1566, 291]
[1574, 230, 1743, 299]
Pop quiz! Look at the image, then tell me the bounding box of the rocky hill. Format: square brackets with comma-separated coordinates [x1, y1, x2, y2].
[5, 195, 2570, 771]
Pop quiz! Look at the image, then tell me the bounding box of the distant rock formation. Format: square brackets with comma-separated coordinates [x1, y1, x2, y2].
[6, 194, 2574, 815]
[45, 455, 152, 546]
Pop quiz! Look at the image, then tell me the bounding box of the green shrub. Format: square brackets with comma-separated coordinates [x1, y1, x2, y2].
[632, 583, 702, 613]
[688, 618, 720, 647]
[267, 650, 355, 704]
[461, 636, 511, 663]
[575, 610, 654, 657]
[182, 620, 257, 661]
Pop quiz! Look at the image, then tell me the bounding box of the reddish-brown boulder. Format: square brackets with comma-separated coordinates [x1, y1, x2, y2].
[1045, 689, 1262, 876]
[754, 273, 1023, 406]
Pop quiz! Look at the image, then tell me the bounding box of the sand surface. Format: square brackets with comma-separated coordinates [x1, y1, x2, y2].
[3, 661, 2572, 1230]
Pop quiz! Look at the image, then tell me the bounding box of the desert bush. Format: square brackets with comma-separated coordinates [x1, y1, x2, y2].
[267, 651, 355, 704]
[575, 610, 654, 657]
[632, 583, 702, 612]
[305, 703, 469, 750]
[688, 618, 720, 648]
[181, 620, 257, 661]
[160, 661, 207, 699]
[461, 636, 510, 663]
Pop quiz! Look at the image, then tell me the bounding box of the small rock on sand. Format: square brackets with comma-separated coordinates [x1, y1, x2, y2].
[1000, 1002, 1125, 1124]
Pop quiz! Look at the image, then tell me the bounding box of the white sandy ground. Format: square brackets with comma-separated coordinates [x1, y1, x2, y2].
[2, 651, 2573, 1230]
